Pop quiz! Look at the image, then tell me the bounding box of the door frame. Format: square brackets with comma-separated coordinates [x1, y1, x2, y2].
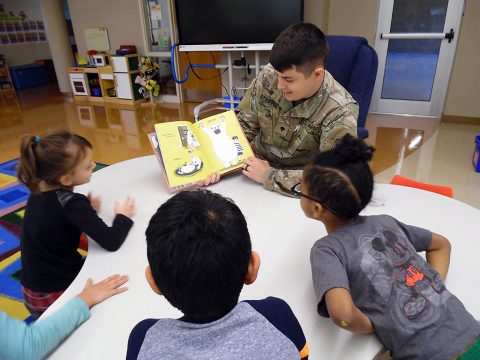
[370, 0, 466, 116]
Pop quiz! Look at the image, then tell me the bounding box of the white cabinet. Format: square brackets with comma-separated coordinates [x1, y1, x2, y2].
[69, 72, 88, 96]
[114, 73, 134, 100]
[111, 54, 144, 103]
[111, 57, 129, 73]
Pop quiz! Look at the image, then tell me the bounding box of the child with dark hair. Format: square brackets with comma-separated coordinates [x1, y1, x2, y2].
[294, 134, 480, 359]
[18, 130, 136, 318]
[127, 189, 309, 359]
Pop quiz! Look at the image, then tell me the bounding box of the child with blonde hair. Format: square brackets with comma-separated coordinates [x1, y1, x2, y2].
[18, 130, 136, 318]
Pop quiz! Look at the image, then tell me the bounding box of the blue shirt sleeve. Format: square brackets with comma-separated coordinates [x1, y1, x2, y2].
[244, 297, 309, 359]
[0, 297, 90, 360]
[126, 319, 158, 360]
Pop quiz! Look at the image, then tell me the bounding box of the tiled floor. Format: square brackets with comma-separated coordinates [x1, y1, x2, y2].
[1, 84, 480, 209]
[367, 114, 480, 209]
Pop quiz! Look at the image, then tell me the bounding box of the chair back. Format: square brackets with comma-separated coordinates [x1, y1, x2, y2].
[326, 35, 378, 139]
[390, 175, 454, 198]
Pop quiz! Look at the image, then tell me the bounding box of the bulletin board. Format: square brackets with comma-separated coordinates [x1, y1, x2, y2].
[84, 27, 110, 51]
[0, 13, 46, 45]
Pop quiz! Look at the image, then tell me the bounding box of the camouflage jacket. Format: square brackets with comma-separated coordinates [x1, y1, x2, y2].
[236, 64, 358, 196]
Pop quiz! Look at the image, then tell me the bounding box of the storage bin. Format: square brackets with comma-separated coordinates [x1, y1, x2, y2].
[9, 63, 47, 90]
[90, 87, 102, 97]
[223, 96, 242, 109]
[34, 59, 57, 83]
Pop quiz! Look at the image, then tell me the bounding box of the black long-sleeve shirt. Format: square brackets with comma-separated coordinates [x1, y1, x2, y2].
[21, 189, 133, 292]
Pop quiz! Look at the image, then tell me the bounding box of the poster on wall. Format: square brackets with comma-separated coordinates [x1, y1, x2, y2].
[0, 7, 48, 45]
[27, 32, 38, 42]
[7, 33, 16, 43]
[84, 28, 110, 51]
[4, 21, 14, 32]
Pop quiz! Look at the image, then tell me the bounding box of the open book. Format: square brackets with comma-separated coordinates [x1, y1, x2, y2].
[148, 110, 254, 192]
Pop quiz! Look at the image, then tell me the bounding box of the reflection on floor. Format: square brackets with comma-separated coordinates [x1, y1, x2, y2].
[1, 84, 480, 209]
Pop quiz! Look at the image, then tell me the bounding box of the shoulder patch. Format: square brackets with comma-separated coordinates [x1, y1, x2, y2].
[56, 190, 76, 207]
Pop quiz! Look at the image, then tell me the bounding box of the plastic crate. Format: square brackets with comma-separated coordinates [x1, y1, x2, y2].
[473, 135, 480, 172]
[223, 96, 242, 109]
[9, 63, 47, 90]
[90, 87, 102, 97]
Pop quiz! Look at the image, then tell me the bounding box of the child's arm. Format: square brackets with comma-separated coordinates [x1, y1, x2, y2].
[324, 287, 375, 334]
[66, 194, 135, 251]
[426, 232, 451, 280]
[114, 196, 136, 218]
[87, 191, 102, 212]
[0, 297, 89, 360]
[77, 274, 129, 308]
[0, 275, 128, 360]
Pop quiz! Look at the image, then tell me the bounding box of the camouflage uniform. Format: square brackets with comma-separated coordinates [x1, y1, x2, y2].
[236, 64, 358, 196]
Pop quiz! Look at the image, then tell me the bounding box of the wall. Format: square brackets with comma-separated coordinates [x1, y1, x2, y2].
[0, 0, 52, 66]
[443, 0, 480, 117]
[327, 0, 377, 44]
[327, 0, 479, 118]
[67, 0, 145, 59]
[214, 0, 330, 103]
[303, 0, 329, 32]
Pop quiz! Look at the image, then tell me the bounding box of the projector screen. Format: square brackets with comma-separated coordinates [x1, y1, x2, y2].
[174, 0, 304, 51]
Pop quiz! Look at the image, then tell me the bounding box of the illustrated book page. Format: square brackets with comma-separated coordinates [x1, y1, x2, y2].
[151, 110, 253, 191]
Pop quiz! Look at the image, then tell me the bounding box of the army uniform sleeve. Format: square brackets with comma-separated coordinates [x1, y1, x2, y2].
[236, 77, 261, 143]
[319, 102, 358, 152]
[263, 168, 303, 197]
[262, 101, 358, 196]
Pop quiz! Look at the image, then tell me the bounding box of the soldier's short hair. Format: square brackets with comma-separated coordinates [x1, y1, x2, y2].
[269, 22, 329, 76]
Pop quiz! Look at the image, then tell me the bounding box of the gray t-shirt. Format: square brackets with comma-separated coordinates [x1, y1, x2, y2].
[310, 215, 480, 360]
[127, 297, 308, 360]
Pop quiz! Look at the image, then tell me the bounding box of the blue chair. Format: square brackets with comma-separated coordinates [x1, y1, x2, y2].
[326, 35, 378, 139]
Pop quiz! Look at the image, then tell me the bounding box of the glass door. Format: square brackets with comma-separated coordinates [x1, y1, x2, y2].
[370, 0, 465, 116]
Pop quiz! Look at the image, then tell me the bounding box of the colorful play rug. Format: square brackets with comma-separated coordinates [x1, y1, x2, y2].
[0, 158, 107, 322]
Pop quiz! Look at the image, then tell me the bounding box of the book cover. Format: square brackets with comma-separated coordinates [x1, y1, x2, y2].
[150, 110, 253, 191]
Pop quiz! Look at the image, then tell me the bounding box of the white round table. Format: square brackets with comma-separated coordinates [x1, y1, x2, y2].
[43, 156, 480, 359]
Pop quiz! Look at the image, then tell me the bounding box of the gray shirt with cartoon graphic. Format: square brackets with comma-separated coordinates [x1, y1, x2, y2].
[310, 215, 480, 360]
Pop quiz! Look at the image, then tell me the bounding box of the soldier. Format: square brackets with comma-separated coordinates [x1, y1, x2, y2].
[201, 22, 358, 196]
